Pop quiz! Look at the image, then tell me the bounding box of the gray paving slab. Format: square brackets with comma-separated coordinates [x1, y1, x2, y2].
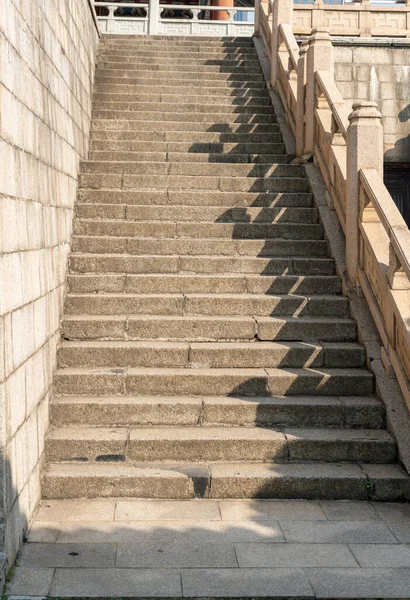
[350, 543, 410, 567]
[115, 498, 221, 521]
[117, 539, 238, 567]
[36, 499, 116, 521]
[56, 520, 174, 544]
[26, 521, 61, 543]
[219, 499, 326, 521]
[6, 567, 54, 596]
[50, 567, 182, 597]
[281, 520, 398, 544]
[306, 567, 410, 598]
[235, 542, 358, 568]
[18, 542, 117, 568]
[169, 519, 285, 543]
[320, 500, 379, 521]
[372, 502, 410, 543]
[181, 567, 314, 597]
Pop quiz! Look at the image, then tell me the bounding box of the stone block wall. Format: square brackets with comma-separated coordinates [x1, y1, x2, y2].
[334, 42, 410, 163]
[0, 0, 99, 569]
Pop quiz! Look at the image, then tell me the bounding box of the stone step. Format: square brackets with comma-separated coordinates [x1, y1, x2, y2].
[79, 175, 311, 193]
[87, 151, 288, 164]
[77, 190, 314, 208]
[92, 111, 276, 125]
[97, 56, 261, 64]
[89, 141, 283, 154]
[74, 205, 316, 223]
[96, 77, 266, 89]
[61, 315, 355, 342]
[81, 163, 301, 177]
[72, 220, 322, 240]
[96, 63, 264, 75]
[57, 340, 363, 369]
[95, 71, 266, 83]
[100, 39, 256, 49]
[63, 293, 348, 318]
[92, 92, 271, 105]
[45, 426, 393, 463]
[50, 394, 383, 428]
[69, 254, 332, 276]
[71, 236, 328, 257]
[92, 102, 274, 114]
[98, 50, 259, 60]
[42, 461, 409, 500]
[66, 273, 342, 295]
[90, 129, 283, 142]
[94, 84, 268, 96]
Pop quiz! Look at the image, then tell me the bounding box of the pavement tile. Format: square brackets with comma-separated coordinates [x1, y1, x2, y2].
[50, 567, 182, 597]
[350, 544, 410, 567]
[117, 539, 237, 567]
[115, 499, 221, 521]
[181, 567, 314, 597]
[36, 499, 116, 522]
[56, 521, 174, 544]
[6, 567, 54, 596]
[26, 521, 61, 543]
[320, 500, 379, 521]
[169, 519, 285, 543]
[281, 520, 397, 544]
[18, 542, 117, 568]
[372, 502, 410, 543]
[219, 499, 326, 521]
[235, 542, 358, 568]
[306, 567, 410, 598]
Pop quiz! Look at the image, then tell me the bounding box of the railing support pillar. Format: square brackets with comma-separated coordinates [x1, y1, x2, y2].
[346, 102, 384, 286]
[271, 0, 293, 88]
[254, 0, 260, 35]
[148, 0, 159, 34]
[304, 27, 333, 155]
[296, 41, 308, 158]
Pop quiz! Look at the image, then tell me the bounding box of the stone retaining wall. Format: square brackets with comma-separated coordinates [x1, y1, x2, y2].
[0, 0, 98, 570]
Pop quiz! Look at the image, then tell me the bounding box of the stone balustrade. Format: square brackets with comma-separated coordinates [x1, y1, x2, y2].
[255, 0, 410, 410]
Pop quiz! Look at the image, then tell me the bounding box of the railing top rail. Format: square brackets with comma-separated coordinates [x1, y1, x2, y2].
[315, 70, 349, 137]
[95, 2, 149, 6]
[157, 4, 254, 9]
[278, 23, 299, 70]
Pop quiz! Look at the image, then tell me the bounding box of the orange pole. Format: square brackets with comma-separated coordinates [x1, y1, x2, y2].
[211, 0, 234, 21]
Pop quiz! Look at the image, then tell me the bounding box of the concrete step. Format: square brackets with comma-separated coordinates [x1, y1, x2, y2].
[66, 273, 342, 295]
[69, 254, 332, 276]
[42, 461, 409, 500]
[77, 190, 314, 208]
[50, 394, 383, 428]
[63, 293, 348, 318]
[61, 315, 355, 342]
[74, 205, 317, 223]
[89, 141, 283, 154]
[54, 366, 373, 397]
[87, 151, 287, 164]
[92, 92, 271, 105]
[45, 425, 393, 463]
[57, 340, 364, 369]
[71, 236, 328, 257]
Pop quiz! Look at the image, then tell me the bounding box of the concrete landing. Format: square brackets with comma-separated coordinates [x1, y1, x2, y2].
[7, 499, 410, 598]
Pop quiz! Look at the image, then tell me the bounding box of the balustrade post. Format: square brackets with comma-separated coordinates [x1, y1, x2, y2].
[304, 27, 333, 155]
[271, 0, 293, 88]
[148, 0, 159, 35]
[254, 0, 261, 35]
[346, 102, 384, 286]
[296, 41, 308, 158]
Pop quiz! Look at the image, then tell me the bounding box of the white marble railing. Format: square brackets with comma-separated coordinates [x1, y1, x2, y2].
[95, 1, 254, 35]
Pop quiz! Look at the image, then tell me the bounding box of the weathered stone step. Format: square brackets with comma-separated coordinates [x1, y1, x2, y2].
[46, 425, 393, 463]
[94, 84, 268, 96]
[69, 254, 332, 276]
[43, 461, 408, 500]
[98, 55, 260, 64]
[63, 293, 348, 318]
[92, 102, 274, 115]
[50, 394, 383, 428]
[67, 273, 342, 295]
[78, 190, 314, 208]
[92, 111, 276, 125]
[89, 141, 283, 154]
[95, 71, 265, 83]
[92, 92, 271, 106]
[61, 315, 355, 342]
[74, 205, 316, 223]
[57, 340, 363, 369]
[100, 38, 256, 48]
[72, 220, 322, 241]
[88, 151, 287, 164]
[98, 50, 259, 60]
[96, 77, 266, 89]
[97, 63, 263, 75]
[71, 236, 328, 257]
[79, 174, 311, 193]
[90, 129, 283, 142]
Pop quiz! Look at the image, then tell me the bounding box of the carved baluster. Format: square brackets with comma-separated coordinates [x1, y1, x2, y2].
[107, 4, 117, 33]
[296, 40, 308, 158]
[387, 243, 410, 290]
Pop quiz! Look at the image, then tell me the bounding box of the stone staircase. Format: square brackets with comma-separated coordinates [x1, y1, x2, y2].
[43, 35, 408, 501]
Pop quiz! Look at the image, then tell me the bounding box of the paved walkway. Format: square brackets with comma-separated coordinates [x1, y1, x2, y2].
[7, 499, 410, 598]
